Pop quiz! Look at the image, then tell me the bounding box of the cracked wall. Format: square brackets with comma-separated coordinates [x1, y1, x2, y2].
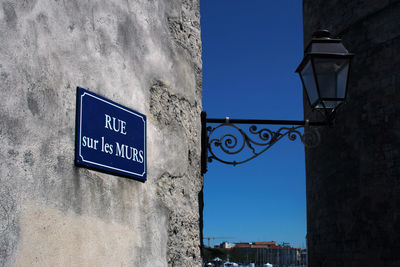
[0, 0, 202, 266]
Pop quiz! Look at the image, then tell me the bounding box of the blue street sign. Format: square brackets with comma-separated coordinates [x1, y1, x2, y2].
[75, 87, 146, 182]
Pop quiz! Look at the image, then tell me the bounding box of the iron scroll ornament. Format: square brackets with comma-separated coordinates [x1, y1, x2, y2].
[201, 112, 324, 174]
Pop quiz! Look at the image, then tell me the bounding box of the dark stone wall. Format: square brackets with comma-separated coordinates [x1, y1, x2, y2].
[303, 1, 400, 266]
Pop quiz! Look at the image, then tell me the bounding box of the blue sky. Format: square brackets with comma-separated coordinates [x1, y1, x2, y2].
[200, 0, 306, 248]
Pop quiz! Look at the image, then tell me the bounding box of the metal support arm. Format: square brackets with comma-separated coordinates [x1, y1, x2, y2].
[201, 111, 324, 174]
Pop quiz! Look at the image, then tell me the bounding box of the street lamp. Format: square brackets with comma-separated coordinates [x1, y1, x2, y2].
[296, 30, 354, 119]
[201, 30, 354, 174]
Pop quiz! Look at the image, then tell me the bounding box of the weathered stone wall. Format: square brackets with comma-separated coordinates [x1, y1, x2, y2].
[0, 0, 202, 266]
[303, 1, 400, 266]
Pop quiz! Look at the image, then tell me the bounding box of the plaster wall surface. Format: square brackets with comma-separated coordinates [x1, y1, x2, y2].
[0, 0, 202, 266]
[303, 1, 400, 266]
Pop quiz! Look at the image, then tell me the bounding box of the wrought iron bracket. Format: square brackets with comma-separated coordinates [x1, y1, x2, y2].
[201, 111, 327, 174]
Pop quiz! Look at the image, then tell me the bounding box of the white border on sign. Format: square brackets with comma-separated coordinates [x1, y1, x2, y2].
[79, 92, 146, 177]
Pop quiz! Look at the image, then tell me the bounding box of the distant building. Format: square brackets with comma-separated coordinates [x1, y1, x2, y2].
[215, 241, 306, 266]
[216, 241, 235, 249]
[300, 249, 308, 266]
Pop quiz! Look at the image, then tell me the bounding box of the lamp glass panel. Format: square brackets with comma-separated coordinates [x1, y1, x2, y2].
[300, 60, 319, 106]
[337, 61, 350, 98]
[314, 57, 349, 100]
